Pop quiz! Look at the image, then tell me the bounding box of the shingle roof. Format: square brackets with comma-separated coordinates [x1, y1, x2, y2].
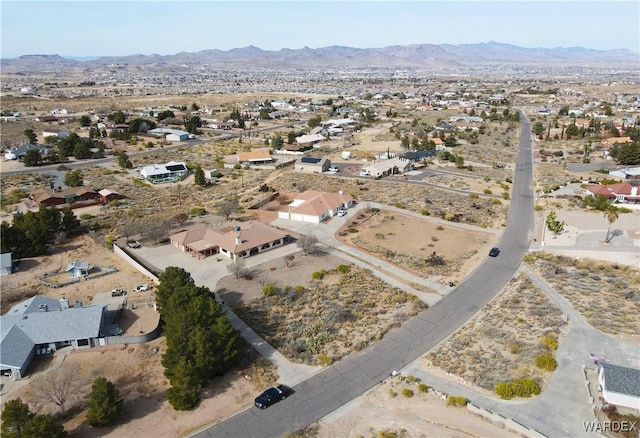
[287, 191, 353, 217]
[601, 363, 640, 397]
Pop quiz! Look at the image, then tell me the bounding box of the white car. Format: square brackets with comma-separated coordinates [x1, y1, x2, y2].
[328, 166, 340, 173]
[135, 284, 150, 292]
[337, 209, 347, 217]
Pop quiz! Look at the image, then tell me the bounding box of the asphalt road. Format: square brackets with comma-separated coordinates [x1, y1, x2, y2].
[193, 114, 535, 437]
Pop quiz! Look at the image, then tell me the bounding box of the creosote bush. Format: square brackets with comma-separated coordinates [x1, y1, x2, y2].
[418, 383, 429, 393]
[446, 395, 467, 407]
[336, 264, 350, 274]
[401, 389, 414, 398]
[535, 353, 558, 371]
[494, 378, 541, 400]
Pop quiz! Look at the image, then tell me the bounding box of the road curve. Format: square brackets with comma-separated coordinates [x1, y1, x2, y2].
[194, 113, 534, 438]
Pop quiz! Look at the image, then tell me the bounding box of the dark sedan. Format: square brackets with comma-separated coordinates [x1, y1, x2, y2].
[254, 385, 294, 409]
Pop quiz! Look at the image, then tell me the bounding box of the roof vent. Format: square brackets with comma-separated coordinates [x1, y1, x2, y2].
[38, 304, 48, 312]
[234, 225, 241, 232]
[74, 300, 83, 308]
[59, 297, 69, 309]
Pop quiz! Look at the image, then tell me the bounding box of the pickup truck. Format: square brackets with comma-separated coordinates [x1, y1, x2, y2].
[254, 385, 294, 409]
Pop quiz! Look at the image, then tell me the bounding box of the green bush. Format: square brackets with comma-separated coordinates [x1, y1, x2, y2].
[421, 208, 429, 215]
[406, 375, 416, 383]
[494, 378, 541, 400]
[388, 390, 397, 398]
[262, 284, 277, 296]
[535, 353, 558, 371]
[483, 188, 493, 194]
[336, 264, 350, 274]
[393, 202, 405, 209]
[347, 227, 358, 233]
[540, 335, 558, 350]
[502, 192, 510, 200]
[401, 389, 414, 398]
[534, 205, 543, 211]
[446, 395, 467, 407]
[317, 354, 333, 366]
[190, 207, 206, 216]
[418, 383, 429, 393]
[311, 270, 325, 280]
[294, 285, 305, 293]
[469, 193, 479, 199]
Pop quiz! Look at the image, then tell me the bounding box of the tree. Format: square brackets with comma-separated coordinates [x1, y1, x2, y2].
[116, 150, 132, 168]
[22, 414, 67, 438]
[532, 121, 545, 136]
[63, 169, 84, 187]
[156, 110, 175, 121]
[271, 135, 284, 150]
[1, 398, 33, 438]
[107, 110, 126, 124]
[545, 211, 566, 238]
[610, 142, 640, 165]
[191, 102, 200, 111]
[79, 115, 92, 127]
[226, 258, 246, 279]
[22, 148, 42, 166]
[297, 234, 319, 255]
[193, 165, 206, 186]
[60, 207, 81, 234]
[24, 128, 38, 144]
[308, 115, 321, 128]
[30, 363, 84, 414]
[604, 205, 620, 244]
[86, 377, 123, 427]
[455, 155, 465, 168]
[216, 198, 239, 221]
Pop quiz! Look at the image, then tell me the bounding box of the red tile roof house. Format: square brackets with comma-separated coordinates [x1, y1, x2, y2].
[584, 183, 640, 203]
[169, 220, 289, 260]
[277, 190, 354, 223]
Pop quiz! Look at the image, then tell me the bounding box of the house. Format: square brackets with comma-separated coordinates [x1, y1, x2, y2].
[295, 133, 326, 147]
[140, 161, 188, 183]
[34, 115, 58, 123]
[98, 189, 123, 203]
[295, 156, 331, 173]
[42, 129, 70, 138]
[602, 137, 633, 148]
[66, 260, 92, 278]
[278, 191, 354, 223]
[598, 363, 640, 410]
[609, 167, 640, 180]
[170, 220, 289, 260]
[32, 186, 98, 208]
[5, 144, 51, 161]
[147, 128, 190, 142]
[237, 150, 274, 165]
[361, 157, 413, 179]
[206, 169, 220, 181]
[0, 253, 12, 276]
[584, 183, 640, 203]
[0, 296, 108, 379]
[404, 150, 437, 162]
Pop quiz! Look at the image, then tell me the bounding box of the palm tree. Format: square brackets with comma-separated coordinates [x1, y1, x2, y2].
[604, 205, 620, 244]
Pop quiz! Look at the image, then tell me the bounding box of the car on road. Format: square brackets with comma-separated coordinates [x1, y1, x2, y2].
[135, 284, 150, 292]
[127, 241, 141, 248]
[254, 385, 294, 409]
[489, 247, 500, 257]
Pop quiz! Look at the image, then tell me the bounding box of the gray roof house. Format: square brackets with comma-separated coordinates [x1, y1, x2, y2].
[0, 296, 107, 379]
[66, 260, 92, 278]
[598, 362, 640, 410]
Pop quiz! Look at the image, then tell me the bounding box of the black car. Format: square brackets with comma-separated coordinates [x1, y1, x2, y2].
[254, 385, 293, 409]
[489, 247, 500, 257]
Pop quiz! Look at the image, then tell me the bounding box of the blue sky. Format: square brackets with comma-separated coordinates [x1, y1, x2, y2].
[1, 1, 638, 58]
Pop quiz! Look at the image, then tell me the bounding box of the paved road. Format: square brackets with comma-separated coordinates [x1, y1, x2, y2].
[194, 114, 535, 437]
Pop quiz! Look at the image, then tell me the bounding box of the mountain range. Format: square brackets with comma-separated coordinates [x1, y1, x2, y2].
[2, 42, 638, 72]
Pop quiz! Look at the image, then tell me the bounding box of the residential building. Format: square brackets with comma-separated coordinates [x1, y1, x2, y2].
[278, 191, 353, 223]
[148, 128, 190, 142]
[361, 157, 413, 178]
[598, 363, 640, 410]
[170, 220, 289, 260]
[5, 144, 51, 161]
[294, 156, 331, 173]
[237, 150, 274, 165]
[42, 129, 70, 138]
[66, 260, 92, 278]
[584, 183, 640, 202]
[31, 186, 98, 208]
[609, 167, 640, 180]
[98, 189, 124, 203]
[0, 296, 108, 379]
[140, 161, 188, 183]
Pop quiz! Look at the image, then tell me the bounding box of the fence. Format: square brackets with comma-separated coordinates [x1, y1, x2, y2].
[103, 320, 161, 345]
[113, 243, 160, 283]
[466, 402, 548, 438]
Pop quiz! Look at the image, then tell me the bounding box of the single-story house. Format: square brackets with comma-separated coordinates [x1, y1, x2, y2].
[0, 296, 107, 379]
[295, 133, 326, 146]
[237, 150, 274, 165]
[404, 150, 437, 162]
[608, 167, 640, 180]
[278, 191, 353, 223]
[295, 156, 331, 173]
[361, 157, 413, 178]
[170, 220, 289, 260]
[5, 144, 51, 161]
[66, 260, 92, 278]
[140, 161, 188, 183]
[34, 115, 59, 123]
[32, 186, 98, 207]
[1, 253, 12, 276]
[147, 128, 190, 142]
[598, 362, 640, 410]
[98, 189, 124, 203]
[584, 183, 640, 203]
[42, 129, 70, 138]
[602, 137, 633, 147]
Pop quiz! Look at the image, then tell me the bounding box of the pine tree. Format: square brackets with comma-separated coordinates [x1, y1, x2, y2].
[1, 398, 33, 438]
[194, 165, 206, 186]
[86, 377, 123, 427]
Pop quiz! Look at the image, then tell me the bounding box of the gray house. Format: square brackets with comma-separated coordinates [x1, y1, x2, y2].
[0, 296, 107, 379]
[66, 260, 92, 278]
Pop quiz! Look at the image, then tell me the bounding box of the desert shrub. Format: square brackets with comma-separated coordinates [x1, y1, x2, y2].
[388, 390, 397, 398]
[418, 383, 429, 393]
[469, 193, 479, 199]
[494, 378, 541, 399]
[502, 192, 510, 200]
[105, 235, 115, 248]
[190, 206, 206, 216]
[443, 213, 455, 221]
[484, 189, 493, 194]
[393, 202, 404, 209]
[446, 395, 467, 406]
[490, 198, 502, 205]
[80, 213, 94, 220]
[262, 284, 278, 296]
[509, 343, 521, 354]
[375, 233, 385, 239]
[311, 270, 325, 280]
[406, 375, 416, 383]
[540, 335, 558, 350]
[294, 285, 305, 293]
[377, 430, 402, 438]
[336, 264, 350, 274]
[347, 228, 358, 233]
[421, 208, 429, 215]
[436, 225, 444, 231]
[401, 389, 414, 398]
[431, 236, 439, 242]
[535, 353, 558, 371]
[317, 354, 333, 366]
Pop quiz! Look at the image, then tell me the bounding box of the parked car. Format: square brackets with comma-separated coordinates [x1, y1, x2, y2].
[111, 288, 127, 297]
[337, 209, 347, 217]
[127, 241, 141, 248]
[135, 284, 150, 292]
[328, 166, 340, 173]
[489, 247, 500, 257]
[254, 385, 294, 409]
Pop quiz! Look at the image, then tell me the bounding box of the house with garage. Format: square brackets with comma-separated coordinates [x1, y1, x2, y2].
[584, 183, 640, 203]
[278, 190, 353, 223]
[147, 128, 190, 142]
[140, 161, 188, 183]
[294, 156, 331, 173]
[598, 362, 640, 410]
[295, 133, 326, 148]
[32, 186, 98, 208]
[0, 296, 108, 379]
[170, 220, 289, 260]
[5, 144, 51, 161]
[237, 150, 274, 166]
[361, 157, 413, 179]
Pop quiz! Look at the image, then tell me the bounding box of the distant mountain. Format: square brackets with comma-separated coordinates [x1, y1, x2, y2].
[2, 42, 638, 72]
